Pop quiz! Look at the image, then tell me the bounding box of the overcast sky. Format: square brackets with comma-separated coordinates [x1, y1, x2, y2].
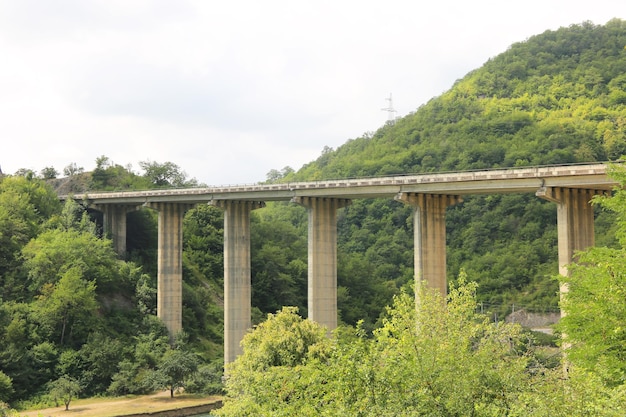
[0, 1, 623, 185]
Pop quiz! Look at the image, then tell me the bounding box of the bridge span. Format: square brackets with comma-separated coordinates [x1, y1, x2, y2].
[66, 163, 618, 363]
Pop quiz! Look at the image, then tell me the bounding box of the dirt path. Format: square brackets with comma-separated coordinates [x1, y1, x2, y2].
[19, 390, 222, 417]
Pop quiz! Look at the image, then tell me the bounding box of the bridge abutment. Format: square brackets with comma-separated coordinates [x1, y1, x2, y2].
[396, 193, 462, 298]
[211, 200, 265, 364]
[292, 197, 351, 332]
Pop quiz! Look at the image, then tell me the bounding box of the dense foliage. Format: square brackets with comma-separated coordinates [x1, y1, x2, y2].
[218, 275, 626, 416]
[0, 167, 221, 408]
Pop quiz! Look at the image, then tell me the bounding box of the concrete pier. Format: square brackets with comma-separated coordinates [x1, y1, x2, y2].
[211, 200, 265, 364]
[145, 202, 195, 340]
[396, 193, 462, 298]
[292, 197, 350, 332]
[536, 187, 600, 303]
[93, 204, 140, 257]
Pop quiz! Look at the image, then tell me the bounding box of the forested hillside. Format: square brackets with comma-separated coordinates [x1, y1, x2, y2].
[281, 18, 626, 320]
[0, 19, 625, 408]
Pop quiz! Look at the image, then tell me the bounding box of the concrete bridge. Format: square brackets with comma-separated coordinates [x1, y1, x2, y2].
[66, 163, 618, 363]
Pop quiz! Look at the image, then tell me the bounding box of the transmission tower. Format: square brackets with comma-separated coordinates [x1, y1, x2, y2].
[381, 93, 397, 124]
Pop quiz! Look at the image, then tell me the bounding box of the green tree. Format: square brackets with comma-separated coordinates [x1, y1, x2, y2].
[0, 175, 60, 224]
[265, 166, 294, 183]
[40, 167, 58, 180]
[90, 156, 151, 191]
[0, 175, 60, 299]
[368, 277, 530, 415]
[0, 401, 18, 417]
[229, 307, 330, 372]
[48, 375, 81, 411]
[0, 371, 13, 403]
[219, 279, 539, 417]
[28, 341, 59, 387]
[250, 217, 307, 315]
[63, 163, 83, 177]
[72, 333, 124, 396]
[218, 307, 332, 417]
[22, 228, 122, 296]
[48, 198, 97, 234]
[153, 348, 200, 398]
[185, 360, 224, 395]
[139, 160, 198, 188]
[108, 327, 170, 396]
[0, 301, 42, 400]
[34, 266, 98, 346]
[0, 189, 37, 298]
[509, 367, 626, 416]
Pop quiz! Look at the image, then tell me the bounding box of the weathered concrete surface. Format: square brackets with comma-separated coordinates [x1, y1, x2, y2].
[292, 197, 350, 332]
[145, 202, 196, 339]
[537, 187, 600, 315]
[211, 200, 265, 364]
[396, 193, 462, 298]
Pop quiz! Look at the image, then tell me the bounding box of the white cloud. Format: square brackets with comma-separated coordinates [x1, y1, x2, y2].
[0, 0, 623, 184]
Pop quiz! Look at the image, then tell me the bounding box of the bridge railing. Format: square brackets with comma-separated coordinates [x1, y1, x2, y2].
[59, 161, 618, 201]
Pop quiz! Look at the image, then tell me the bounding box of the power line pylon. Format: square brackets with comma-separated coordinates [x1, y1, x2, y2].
[381, 93, 397, 124]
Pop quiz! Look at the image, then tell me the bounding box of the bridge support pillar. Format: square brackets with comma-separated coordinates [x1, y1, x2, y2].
[93, 204, 141, 257]
[211, 200, 265, 364]
[536, 187, 600, 308]
[145, 202, 195, 340]
[292, 197, 351, 332]
[396, 193, 462, 299]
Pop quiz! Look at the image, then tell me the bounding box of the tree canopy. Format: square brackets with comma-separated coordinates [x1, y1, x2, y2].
[218, 275, 626, 416]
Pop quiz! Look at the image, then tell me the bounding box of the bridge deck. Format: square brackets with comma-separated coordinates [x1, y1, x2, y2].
[64, 163, 618, 204]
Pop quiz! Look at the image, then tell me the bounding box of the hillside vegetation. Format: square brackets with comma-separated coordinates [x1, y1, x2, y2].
[0, 19, 625, 409]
